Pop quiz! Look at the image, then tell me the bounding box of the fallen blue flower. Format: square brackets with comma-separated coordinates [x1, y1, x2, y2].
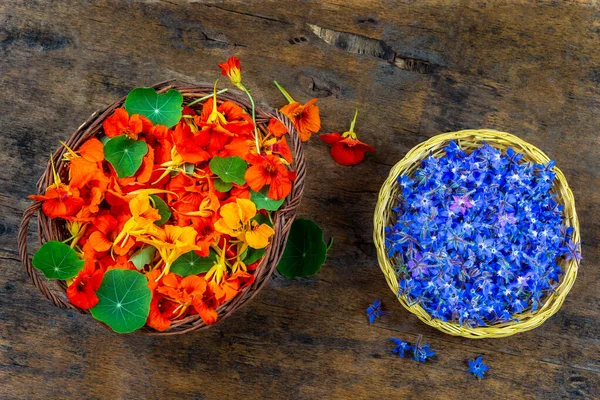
[468, 355, 489, 379]
[390, 338, 412, 358]
[366, 299, 388, 324]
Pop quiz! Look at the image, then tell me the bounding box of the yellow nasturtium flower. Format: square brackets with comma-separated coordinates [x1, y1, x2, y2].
[214, 198, 274, 249]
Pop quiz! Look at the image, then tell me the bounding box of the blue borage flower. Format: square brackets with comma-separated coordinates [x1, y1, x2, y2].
[390, 335, 435, 362]
[385, 141, 582, 327]
[366, 299, 388, 324]
[390, 338, 412, 358]
[468, 356, 489, 379]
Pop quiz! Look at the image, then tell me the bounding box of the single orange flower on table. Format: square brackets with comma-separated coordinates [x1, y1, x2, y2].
[320, 109, 375, 166]
[274, 81, 320, 142]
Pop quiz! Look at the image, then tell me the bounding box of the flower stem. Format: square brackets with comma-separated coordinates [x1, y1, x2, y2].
[273, 80, 295, 104]
[240, 84, 261, 153]
[186, 89, 228, 107]
[349, 108, 359, 133]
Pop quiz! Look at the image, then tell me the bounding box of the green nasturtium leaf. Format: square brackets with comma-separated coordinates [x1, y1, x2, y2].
[32, 240, 85, 280]
[149, 195, 171, 226]
[124, 88, 183, 128]
[252, 212, 273, 228]
[243, 247, 266, 265]
[184, 163, 195, 175]
[171, 249, 218, 277]
[209, 156, 247, 185]
[104, 135, 148, 178]
[277, 218, 328, 278]
[90, 269, 151, 334]
[213, 178, 233, 193]
[251, 187, 285, 211]
[130, 246, 156, 270]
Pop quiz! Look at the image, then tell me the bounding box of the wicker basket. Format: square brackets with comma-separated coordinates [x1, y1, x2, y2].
[373, 129, 580, 339]
[18, 80, 306, 335]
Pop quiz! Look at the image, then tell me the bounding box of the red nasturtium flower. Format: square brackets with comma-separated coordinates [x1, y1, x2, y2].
[218, 56, 243, 89]
[66, 260, 104, 309]
[320, 109, 375, 166]
[274, 81, 320, 142]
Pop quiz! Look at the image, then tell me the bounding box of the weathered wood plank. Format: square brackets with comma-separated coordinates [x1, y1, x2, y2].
[0, 0, 598, 399]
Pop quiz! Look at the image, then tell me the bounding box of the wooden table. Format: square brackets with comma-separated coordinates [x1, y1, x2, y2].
[1, 1, 598, 399]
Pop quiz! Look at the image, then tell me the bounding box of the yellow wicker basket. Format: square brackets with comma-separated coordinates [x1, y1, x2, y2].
[373, 129, 580, 339]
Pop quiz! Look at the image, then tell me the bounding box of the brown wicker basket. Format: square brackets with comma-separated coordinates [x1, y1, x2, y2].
[17, 80, 306, 335]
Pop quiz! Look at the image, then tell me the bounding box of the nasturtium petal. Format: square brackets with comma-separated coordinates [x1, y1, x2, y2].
[149, 195, 171, 226]
[32, 240, 85, 280]
[129, 246, 156, 270]
[251, 187, 285, 211]
[90, 269, 151, 334]
[213, 178, 233, 193]
[104, 135, 148, 178]
[124, 88, 183, 128]
[277, 218, 327, 278]
[209, 156, 247, 185]
[171, 250, 218, 277]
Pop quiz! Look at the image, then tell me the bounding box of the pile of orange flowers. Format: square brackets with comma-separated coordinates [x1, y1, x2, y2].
[30, 58, 299, 332]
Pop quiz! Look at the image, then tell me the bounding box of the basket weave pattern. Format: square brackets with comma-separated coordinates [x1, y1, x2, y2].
[18, 80, 306, 335]
[373, 129, 579, 339]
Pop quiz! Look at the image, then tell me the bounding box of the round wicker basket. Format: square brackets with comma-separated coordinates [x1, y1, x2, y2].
[373, 129, 580, 339]
[18, 80, 306, 335]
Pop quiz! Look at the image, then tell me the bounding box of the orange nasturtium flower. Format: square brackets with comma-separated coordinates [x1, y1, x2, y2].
[214, 198, 274, 249]
[218, 56, 243, 89]
[274, 81, 320, 142]
[29, 157, 84, 219]
[320, 109, 375, 166]
[245, 154, 296, 200]
[102, 108, 151, 140]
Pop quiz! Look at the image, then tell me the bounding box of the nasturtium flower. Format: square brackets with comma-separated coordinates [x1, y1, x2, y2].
[218, 56, 242, 89]
[320, 110, 375, 166]
[140, 225, 202, 277]
[274, 81, 320, 142]
[102, 108, 151, 140]
[66, 260, 104, 310]
[245, 154, 295, 200]
[214, 198, 274, 249]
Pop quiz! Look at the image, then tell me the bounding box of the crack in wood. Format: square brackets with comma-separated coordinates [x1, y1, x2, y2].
[308, 24, 437, 74]
[204, 4, 293, 25]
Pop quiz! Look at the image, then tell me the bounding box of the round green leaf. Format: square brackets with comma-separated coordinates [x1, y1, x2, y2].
[213, 178, 233, 193]
[149, 195, 171, 226]
[251, 187, 285, 211]
[124, 88, 183, 128]
[90, 269, 151, 334]
[171, 250, 217, 277]
[129, 246, 156, 270]
[104, 135, 148, 178]
[32, 240, 85, 280]
[277, 219, 327, 278]
[243, 247, 265, 265]
[209, 156, 247, 185]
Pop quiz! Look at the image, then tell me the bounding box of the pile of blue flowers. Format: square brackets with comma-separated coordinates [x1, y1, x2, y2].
[385, 141, 581, 327]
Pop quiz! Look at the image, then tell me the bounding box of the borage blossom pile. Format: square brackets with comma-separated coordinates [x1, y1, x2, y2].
[385, 141, 582, 327]
[30, 59, 298, 333]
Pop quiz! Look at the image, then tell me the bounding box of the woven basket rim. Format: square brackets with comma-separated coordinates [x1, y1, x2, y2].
[18, 80, 306, 335]
[373, 129, 580, 339]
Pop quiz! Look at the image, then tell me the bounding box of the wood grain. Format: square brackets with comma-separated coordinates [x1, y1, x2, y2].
[0, 0, 598, 399]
